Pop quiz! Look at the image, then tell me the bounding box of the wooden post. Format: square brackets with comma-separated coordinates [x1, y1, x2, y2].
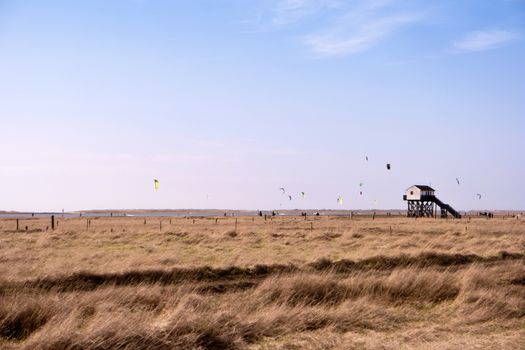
[310, 222, 313, 231]
[16, 219, 19, 231]
[235, 218, 238, 232]
[51, 215, 55, 230]
[160, 220, 162, 232]
[389, 226, 392, 234]
[169, 219, 172, 225]
[86, 219, 89, 230]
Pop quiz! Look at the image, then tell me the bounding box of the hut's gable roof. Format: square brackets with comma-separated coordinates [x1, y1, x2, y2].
[414, 185, 435, 191]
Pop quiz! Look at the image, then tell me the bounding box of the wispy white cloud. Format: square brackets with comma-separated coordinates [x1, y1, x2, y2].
[453, 30, 517, 52]
[236, 0, 341, 32]
[304, 12, 422, 57]
[243, 0, 425, 57]
[271, 0, 342, 26]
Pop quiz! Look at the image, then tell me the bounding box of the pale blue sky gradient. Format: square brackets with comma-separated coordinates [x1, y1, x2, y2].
[1, 0, 524, 211]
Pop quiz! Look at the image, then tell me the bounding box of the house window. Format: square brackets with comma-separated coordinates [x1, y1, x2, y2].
[410, 191, 414, 195]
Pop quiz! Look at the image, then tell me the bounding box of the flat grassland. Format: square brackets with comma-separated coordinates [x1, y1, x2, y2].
[0, 216, 524, 349]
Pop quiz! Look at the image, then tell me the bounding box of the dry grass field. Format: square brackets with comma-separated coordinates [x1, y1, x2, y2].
[0, 215, 524, 349]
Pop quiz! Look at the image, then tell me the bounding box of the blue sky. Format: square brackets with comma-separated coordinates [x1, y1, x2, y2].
[1, 0, 524, 211]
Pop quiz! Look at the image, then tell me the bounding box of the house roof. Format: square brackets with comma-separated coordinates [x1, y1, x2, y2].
[414, 185, 435, 191]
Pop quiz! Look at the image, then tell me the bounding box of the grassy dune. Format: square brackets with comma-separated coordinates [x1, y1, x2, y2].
[0, 216, 524, 349]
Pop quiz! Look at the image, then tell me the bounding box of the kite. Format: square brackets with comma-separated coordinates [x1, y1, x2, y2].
[359, 182, 363, 187]
[279, 187, 286, 194]
[300, 191, 306, 198]
[288, 195, 292, 201]
[154, 179, 159, 191]
[360, 191, 363, 196]
[337, 196, 344, 204]
[456, 178, 460, 185]
[476, 193, 482, 199]
[386, 163, 391, 170]
[366, 156, 369, 162]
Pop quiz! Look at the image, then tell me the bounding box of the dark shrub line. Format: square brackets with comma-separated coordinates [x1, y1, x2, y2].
[309, 251, 523, 272]
[20, 264, 297, 292]
[3, 252, 522, 293]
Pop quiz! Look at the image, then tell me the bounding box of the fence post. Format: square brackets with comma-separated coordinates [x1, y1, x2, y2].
[51, 215, 55, 230]
[16, 219, 19, 231]
[235, 218, 238, 232]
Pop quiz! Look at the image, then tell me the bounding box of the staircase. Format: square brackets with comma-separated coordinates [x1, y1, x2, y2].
[431, 196, 461, 218]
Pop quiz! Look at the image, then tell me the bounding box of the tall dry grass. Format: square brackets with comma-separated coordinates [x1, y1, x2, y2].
[0, 216, 523, 349]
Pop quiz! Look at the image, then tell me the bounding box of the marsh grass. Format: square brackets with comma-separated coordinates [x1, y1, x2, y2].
[0, 216, 523, 349]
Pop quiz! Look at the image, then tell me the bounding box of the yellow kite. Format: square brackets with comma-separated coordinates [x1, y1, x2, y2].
[154, 179, 159, 191]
